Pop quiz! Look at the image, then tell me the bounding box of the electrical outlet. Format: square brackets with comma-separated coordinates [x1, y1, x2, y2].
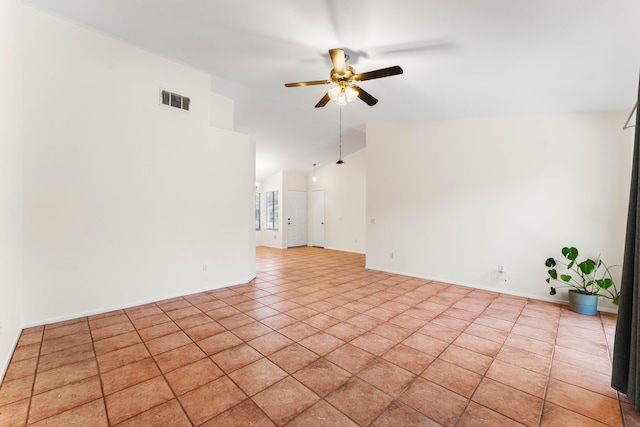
[202, 264, 208, 272]
[495, 265, 507, 282]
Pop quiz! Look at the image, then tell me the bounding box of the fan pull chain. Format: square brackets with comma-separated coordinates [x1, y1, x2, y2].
[337, 107, 344, 164]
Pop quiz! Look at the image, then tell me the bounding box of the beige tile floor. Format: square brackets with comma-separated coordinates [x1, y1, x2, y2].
[0, 246, 634, 426]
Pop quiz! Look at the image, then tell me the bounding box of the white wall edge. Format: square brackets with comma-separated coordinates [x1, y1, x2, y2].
[21, 275, 256, 329]
[0, 329, 22, 384]
[365, 265, 618, 315]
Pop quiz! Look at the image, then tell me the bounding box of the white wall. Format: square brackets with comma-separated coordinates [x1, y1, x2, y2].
[22, 7, 255, 325]
[367, 112, 632, 311]
[284, 171, 308, 192]
[308, 149, 366, 253]
[210, 92, 234, 131]
[0, 0, 24, 381]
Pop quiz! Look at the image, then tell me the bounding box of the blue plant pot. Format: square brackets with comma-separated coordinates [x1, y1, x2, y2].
[568, 290, 598, 316]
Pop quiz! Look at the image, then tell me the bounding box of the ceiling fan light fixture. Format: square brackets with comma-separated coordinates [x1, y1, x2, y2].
[335, 89, 347, 105]
[328, 84, 358, 106]
[328, 85, 341, 101]
[345, 85, 359, 102]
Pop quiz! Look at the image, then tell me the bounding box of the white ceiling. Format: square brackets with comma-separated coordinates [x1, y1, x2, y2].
[25, 0, 640, 180]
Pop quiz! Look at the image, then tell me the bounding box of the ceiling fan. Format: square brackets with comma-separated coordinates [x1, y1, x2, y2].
[284, 48, 403, 108]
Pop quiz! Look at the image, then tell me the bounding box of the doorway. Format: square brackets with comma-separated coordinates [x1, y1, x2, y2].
[287, 190, 307, 247]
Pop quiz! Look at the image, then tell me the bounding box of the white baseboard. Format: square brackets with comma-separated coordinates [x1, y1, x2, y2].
[257, 244, 284, 249]
[21, 275, 256, 329]
[324, 246, 366, 255]
[5, 275, 254, 381]
[365, 264, 618, 314]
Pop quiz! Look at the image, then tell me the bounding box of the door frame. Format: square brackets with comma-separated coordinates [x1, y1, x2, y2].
[311, 190, 325, 248]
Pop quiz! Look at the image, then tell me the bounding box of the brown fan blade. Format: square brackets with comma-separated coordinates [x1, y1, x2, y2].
[354, 65, 403, 82]
[285, 80, 331, 87]
[314, 93, 331, 108]
[352, 85, 378, 106]
[329, 48, 346, 75]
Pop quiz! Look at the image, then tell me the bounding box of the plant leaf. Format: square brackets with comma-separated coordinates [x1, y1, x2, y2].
[550, 287, 557, 295]
[596, 278, 614, 289]
[545, 258, 556, 268]
[548, 269, 557, 280]
[613, 294, 620, 305]
[578, 260, 596, 275]
[562, 247, 579, 261]
[560, 274, 572, 282]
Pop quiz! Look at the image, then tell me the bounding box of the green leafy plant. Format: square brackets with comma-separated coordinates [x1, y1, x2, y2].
[545, 246, 619, 305]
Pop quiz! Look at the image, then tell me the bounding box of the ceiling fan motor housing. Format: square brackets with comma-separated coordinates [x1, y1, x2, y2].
[331, 65, 356, 83]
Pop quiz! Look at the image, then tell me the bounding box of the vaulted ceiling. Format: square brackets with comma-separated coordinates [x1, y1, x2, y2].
[25, 0, 640, 180]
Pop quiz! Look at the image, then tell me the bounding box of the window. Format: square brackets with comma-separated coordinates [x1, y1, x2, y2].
[160, 89, 190, 111]
[255, 192, 261, 230]
[265, 191, 278, 230]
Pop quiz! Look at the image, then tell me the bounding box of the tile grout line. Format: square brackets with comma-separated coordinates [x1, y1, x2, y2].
[450, 293, 510, 427]
[24, 318, 100, 426]
[261, 271, 411, 425]
[21, 327, 43, 427]
[86, 316, 115, 427]
[154, 294, 277, 426]
[258, 275, 371, 426]
[141, 297, 263, 426]
[241, 276, 359, 426]
[121, 303, 195, 426]
[527, 304, 557, 427]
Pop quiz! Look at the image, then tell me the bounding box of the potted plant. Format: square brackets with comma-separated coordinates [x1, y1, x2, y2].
[545, 246, 619, 315]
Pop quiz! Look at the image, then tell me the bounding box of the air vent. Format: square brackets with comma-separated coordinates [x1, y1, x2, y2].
[160, 89, 190, 111]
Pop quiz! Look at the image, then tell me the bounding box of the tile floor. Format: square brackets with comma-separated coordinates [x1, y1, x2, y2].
[0, 246, 634, 426]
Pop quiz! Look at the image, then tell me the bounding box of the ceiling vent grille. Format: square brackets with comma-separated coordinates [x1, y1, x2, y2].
[160, 89, 190, 111]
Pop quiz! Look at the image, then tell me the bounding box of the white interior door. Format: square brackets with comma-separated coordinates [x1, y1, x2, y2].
[311, 190, 325, 247]
[287, 190, 307, 247]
